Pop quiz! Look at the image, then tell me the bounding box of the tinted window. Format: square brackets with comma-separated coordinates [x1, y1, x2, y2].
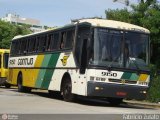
[0, 54, 1, 68]
[3, 53, 9, 68]
[65, 30, 74, 49]
[11, 40, 21, 56]
[28, 37, 36, 53]
[20, 39, 28, 54]
[38, 35, 47, 52]
[60, 32, 66, 49]
[51, 33, 59, 50]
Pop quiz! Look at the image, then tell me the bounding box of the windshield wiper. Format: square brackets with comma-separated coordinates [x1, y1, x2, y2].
[129, 58, 141, 73]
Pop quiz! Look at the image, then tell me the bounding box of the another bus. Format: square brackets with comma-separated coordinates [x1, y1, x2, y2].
[0, 49, 10, 88]
[8, 18, 150, 105]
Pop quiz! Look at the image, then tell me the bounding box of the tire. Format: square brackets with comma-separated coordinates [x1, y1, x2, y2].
[61, 78, 75, 102]
[5, 83, 11, 88]
[17, 74, 24, 92]
[107, 97, 123, 106]
[17, 74, 31, 93]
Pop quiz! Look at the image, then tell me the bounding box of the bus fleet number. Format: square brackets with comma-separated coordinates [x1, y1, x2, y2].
[102, 72, 117, 77]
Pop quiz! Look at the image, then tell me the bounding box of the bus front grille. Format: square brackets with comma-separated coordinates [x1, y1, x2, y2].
[108, 78, 137, 84]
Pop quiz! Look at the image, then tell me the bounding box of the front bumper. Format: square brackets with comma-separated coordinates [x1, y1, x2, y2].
[87, 81, 148, 100]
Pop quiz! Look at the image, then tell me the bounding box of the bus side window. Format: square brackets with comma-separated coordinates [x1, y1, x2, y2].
[65, 30, 74, 49]
[28, 37, 36, 53]
[36, 36, 40, 52]
[20, 39, 27, 54]
[14, 40, 20, 55]
[3, 53, 9, 68]
[38, 35, 47, 52]
[11, 41, 16, 56]
[46, 34, 49, 51]
[60, 32, 66, 49]
[18, 40, 21, 54]
[0, 54, 1, 68]
[25, 38, 30, 54]
[51, 33, 59, 50]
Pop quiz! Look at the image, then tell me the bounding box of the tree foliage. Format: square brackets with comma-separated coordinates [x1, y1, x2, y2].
[106, 0, 160, 67]
[0, 20, 31, 49]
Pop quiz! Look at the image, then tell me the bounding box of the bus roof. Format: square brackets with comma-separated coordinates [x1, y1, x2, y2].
[77, 18, 150, 33]
[12, 18, 150, 40]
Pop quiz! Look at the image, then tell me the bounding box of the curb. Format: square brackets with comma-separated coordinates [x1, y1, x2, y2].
[124, 100, 160, 108]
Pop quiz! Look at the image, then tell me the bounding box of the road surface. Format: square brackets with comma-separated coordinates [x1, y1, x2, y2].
[0, 87, 160, 120]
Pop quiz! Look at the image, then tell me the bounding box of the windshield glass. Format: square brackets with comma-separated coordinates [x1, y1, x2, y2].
[89, 28, 149, 70]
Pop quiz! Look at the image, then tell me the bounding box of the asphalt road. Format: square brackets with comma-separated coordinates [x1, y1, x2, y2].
[0, 87, 160, 120]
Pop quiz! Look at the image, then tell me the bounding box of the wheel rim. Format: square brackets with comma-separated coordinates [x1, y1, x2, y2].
[63, 83, 71, 98]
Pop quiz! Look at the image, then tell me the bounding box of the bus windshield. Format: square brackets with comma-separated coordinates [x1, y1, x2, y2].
[90, 28, 149, 71]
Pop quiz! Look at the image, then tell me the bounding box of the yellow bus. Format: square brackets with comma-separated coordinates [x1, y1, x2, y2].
[0, 49, 11, 88]
[8, 18, 150, 105]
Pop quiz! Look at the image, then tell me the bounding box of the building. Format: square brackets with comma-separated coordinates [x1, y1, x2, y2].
[1, 13, 45, 32]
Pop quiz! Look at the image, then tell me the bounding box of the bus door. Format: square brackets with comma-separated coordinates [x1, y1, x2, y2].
[74, 25, 91, 95]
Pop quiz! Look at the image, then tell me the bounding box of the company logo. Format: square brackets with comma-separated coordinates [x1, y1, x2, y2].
[61, 56, 69, 66]
[121, 79, 126, 84]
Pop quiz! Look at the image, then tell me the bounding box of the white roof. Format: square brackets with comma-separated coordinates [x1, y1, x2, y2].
[13, 18, 150, 40]
[78, 18, 150, 33]
[12, 29, 51, 40]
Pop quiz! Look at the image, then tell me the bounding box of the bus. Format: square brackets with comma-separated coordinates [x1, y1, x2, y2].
[0, 49, 10, 88]
[8, 18, 150, 105]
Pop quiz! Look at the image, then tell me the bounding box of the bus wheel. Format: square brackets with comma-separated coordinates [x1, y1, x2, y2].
[107, 97, 123, 106]
[17, 74, 31, 93]
[5, 83, 11, 88]
[61, 78, 75, 102]
[17, 74, 25, 92]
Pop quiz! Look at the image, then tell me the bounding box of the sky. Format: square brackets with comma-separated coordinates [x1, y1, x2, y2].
[0, 0, 138, 27]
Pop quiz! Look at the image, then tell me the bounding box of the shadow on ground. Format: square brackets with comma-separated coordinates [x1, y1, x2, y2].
[0, 86, 155, 110]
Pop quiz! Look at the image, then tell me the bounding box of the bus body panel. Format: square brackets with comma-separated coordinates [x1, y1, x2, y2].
[86, 69, 149, 99]
[8, 18, 150, 101]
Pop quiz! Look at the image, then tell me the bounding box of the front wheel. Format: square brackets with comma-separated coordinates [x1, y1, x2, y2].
[61, 79, 75, 102]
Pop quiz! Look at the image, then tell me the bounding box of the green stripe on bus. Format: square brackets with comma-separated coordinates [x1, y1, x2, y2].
[130, 73, 139, 81]
[35, 54, 52, 88]
[121, 72, 132, 80]
[41, 53, 60, 89]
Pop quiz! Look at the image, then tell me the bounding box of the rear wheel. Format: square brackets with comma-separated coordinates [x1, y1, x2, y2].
[5, 83, 11, 88]
[107, 97, 123, 106]
[61, 78, 75, 102]
[17, 74, 31, 93]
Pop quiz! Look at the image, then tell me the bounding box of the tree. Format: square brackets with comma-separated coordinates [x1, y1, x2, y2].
[106, 0, 160, 66]
[105, 8, 131, 23]
[0, 20, 31, 49]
